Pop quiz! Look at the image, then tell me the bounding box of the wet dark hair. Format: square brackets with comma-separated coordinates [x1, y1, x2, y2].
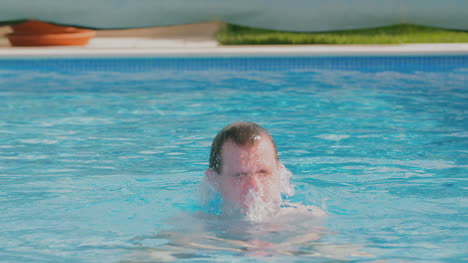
[209, 122, 278, 174]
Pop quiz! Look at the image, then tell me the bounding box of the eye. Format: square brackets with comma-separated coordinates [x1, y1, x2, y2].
[257, 170, 271, 177]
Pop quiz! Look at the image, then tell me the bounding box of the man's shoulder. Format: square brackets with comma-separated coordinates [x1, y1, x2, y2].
[279, 203, 327, 217]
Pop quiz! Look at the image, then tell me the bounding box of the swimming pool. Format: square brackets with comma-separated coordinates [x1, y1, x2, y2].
[1, 55, 467, 262]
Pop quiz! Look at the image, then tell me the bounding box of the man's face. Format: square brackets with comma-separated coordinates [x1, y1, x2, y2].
[216, 137, 281, 212]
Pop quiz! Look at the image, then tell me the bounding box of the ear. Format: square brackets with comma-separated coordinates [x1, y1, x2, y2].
[277, 162, 285, 170]
[204, 168, 218, 181]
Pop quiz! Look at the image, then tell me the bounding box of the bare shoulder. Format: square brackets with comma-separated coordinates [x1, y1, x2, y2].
[279, 203, 327, 218]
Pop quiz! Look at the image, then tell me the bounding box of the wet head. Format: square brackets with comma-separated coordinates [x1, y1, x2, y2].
[217, 136, 281, 211]
[202, 122, 292, 219]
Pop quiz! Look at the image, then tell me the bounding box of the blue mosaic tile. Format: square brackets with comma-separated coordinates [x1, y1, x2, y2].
[0, 55, 467, 73]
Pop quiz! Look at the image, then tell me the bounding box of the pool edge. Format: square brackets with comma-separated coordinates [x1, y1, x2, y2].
[1, 44, 468, 58]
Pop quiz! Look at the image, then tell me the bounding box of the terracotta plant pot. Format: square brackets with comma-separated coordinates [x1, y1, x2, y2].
[6, 20, 96, 47]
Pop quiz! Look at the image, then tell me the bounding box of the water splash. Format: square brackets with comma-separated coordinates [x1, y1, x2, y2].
[240, 186, 280, 222]
[199, 163, 296, 222]
[198, 173, 224, 215]
[278, 164, 295, 198]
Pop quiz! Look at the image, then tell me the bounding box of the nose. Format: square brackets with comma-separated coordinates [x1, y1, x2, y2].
[242, 174, 260, 191]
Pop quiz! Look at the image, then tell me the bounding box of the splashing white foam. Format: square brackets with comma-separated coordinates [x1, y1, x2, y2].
[278, 164, 295, 197]
[199, 163, 296, 222]
[241, 186, 280, 222]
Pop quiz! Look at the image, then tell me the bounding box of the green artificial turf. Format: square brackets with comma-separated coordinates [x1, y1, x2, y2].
[216, 23, 468, 45]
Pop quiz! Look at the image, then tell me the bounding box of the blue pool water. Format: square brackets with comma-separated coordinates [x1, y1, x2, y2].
[0, 56, 467, 262]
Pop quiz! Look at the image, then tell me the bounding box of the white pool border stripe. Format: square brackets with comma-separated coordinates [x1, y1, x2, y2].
[1, 44, 468, 58]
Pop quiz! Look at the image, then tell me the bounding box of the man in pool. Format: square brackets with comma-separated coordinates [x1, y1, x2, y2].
[202, 121, 321, 219]
[131, 123, 372, 261]
[203, 121, 284, 217]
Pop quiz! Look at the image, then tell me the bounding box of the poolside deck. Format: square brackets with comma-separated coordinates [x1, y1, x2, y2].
[1, 21, 468, 57]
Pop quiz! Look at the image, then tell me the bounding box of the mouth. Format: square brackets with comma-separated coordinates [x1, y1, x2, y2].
[241, 188, 280, 211]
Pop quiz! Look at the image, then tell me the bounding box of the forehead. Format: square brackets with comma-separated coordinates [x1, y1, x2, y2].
[220, 137, 276, 165]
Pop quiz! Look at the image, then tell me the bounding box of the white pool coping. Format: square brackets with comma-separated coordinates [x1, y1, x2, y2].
[1, 43, 468, 58]
[1, 21, 468, 58]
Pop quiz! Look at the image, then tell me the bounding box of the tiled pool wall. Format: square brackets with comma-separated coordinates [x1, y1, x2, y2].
[0, 55, 468, 73]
